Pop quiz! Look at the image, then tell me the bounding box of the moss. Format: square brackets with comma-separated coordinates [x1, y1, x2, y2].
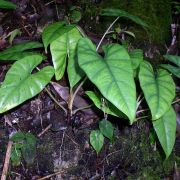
[77, 0, 172, 45]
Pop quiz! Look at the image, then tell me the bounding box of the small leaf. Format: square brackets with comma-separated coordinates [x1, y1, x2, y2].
[100, 8, 148, 29]
[8, 29, 21, 45]
[153, 107, 176, 158]
[10, 132, 25, 142]
[139, 61, 175, 120]
[123, 31, 135, 38]
[42, 22, 75, 52]
[0, 54, 54, 113]
[78, 38, 136, 123]
[86, 91, 127, 118]
[11, 147, 21, 166]
[99, 120, 114, 141]
[0, 0, 16, 9]
[22, 133, 37, 165]
[0, 41, 43, 60]
[90, 130, 104, 154]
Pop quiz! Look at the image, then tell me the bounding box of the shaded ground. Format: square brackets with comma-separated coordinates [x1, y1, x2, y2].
[0, 0, 180, 179]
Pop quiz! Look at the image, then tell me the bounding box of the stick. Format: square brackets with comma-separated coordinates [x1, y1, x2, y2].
[1, 141, 13, 180]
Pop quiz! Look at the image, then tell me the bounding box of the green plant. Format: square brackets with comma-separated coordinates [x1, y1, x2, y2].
[0, 0, 16, 9]
[10, 132, 37, 166]
[160, 55, 180, 78]
[0, 8, 178, 159]
[90, 119, 114, 154]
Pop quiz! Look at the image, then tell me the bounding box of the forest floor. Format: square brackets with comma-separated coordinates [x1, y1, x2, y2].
[0, 0, 180, 179]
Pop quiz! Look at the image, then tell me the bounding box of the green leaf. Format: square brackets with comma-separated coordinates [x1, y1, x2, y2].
[0, 54, 54, 113]
[50, 27, 84, 87]
[153, 107, 176, 158]
[0, 41, 43, 60]
[78, 38, 136, 123]
[99, 120, 114, 141]
[129, 49, 143, 70]
[0, 0, 16, 9]
[90, 130, 104, 154]
[42, 22, 75, 52]
[100, 8, 148, 29]
[160, 64, 180, 78]
[10, 132, 25, 142]
[86, 91, 127, 118]
[11, 147, 21, 166]
[8, 29, 21, 45]
[164, 55, 180, 67]
[22, 133, 37, 165]
[139, 61, 175, 120]
[160, 55, 180, 78]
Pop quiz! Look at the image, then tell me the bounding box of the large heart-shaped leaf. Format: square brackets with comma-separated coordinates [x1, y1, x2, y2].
[160, 55, 180, 78]
[86, 91, 127, 118]
[0, 0, 16, 9]
[50, 27, 84, 87]
[0, 41, 43, 60]
[42, 22, 75, 52]
[139, 61, 175, 120]
[153, 106, 176, 158]
[0, 54, 54, 113]
[78, 38, 136, 123]
[100, 8, 148, 29]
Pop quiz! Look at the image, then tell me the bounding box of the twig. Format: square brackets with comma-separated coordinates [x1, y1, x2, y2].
[96, 17, 120, 51]
[37, 124, 52, 138]
[68, 77, 87, 115]
[172, 98, 180, 105]
[44, 87, 67, 115]
[1, 141, 13, 180]
[72, 104, 94, 115]
[35, 67, 67, 115]
[37, 171, 64, 180]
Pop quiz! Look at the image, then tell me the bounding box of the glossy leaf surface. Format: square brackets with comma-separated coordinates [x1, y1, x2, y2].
[42, 22, 75, 52]
[86, 91, 127, 118]
[160, 55, 180, 78]
[153, 107, 176, 158]
[100, 8, 148, 28]
[0, 55, 54, 113]
[129, 49, 143, 70]
[90, 130, 104, 154]
[0, 41, 43, 60]
[78, 38, 136, 123]
[139, 61, 175, 120]
[0, 0, 16, 9]
[99, 120, 114, 141]
[50, 27, 83, 87]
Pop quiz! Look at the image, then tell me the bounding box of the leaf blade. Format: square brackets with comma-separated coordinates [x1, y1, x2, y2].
[78, 38, 136, 123]
[153, 107, 176, 158]
[139, 61, 175, 120]
[0, 55, 54, 113]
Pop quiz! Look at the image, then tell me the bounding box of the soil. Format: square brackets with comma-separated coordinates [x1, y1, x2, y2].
[0, 0, 180, 179]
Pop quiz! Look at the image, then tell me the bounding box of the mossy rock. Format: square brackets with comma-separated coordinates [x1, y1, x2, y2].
[78, 0, 172, 45]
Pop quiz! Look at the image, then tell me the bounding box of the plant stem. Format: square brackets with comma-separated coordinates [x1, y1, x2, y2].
[96, 17, 120, 51]
[69, 77, 87, 115]
[172, 98, 180, 105]
[72, 104, 94, 115]
[44, 87, 67, 116]
[36, 67, 67, 115]
[69, 17, 120, 115]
